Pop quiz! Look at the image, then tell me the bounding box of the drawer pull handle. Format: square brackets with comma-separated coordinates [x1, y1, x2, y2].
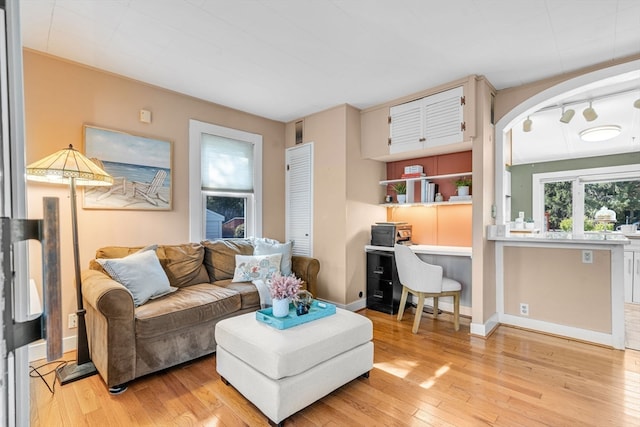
[373, 267, 384, 275]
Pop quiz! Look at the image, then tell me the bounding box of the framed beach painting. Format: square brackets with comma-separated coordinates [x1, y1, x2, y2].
[83, 125, 172, 210]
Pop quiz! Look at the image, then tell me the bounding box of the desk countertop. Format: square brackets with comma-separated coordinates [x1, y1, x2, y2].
[365, 244, 472, 257]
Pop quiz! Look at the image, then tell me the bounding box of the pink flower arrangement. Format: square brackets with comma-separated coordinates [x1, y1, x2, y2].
[268, 272, 303, 300]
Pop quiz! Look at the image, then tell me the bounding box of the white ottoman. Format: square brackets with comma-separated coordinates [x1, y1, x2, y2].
[215, 308, 374, 426]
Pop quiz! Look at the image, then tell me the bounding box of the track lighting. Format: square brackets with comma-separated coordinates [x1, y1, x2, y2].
[559, 107, 575, 124]
[634, 98, 640, 109]
[582, 101, 598, 122]
[523, 116, 532, 132]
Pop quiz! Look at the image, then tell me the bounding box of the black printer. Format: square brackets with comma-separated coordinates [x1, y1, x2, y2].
[370, 222, 412, 247]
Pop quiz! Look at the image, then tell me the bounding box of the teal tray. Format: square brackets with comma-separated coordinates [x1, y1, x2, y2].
[256, 300, 336, 330]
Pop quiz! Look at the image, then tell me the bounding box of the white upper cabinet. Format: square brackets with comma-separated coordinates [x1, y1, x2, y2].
[390, 86, 464, 155]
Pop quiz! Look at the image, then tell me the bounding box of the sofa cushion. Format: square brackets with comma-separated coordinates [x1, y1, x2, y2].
[134, 283, 241, 339]
[160, 244, 211, 288]
[253, 238, 293, 276]
[96, 250, 171, 307]
[94, 244, 210, 288]
[213, 279, 261, 310]
[202, 239, 254, 281]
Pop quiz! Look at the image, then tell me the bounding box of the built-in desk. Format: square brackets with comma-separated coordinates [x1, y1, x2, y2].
[489, 232, 628, 349]
[365, 244, 472, 315]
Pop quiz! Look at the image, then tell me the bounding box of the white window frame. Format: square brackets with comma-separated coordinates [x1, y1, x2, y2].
[189, 119, 262, 241]
[532, 164, 640, 233]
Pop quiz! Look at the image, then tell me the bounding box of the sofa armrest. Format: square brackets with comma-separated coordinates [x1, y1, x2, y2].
[291, 256, 320, 297]
[81, 269, 136, 387]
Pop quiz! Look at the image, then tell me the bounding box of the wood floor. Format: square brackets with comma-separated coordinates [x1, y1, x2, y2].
[31, 308, 640, 426]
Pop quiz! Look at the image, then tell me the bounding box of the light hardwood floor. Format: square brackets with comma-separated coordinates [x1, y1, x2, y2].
[31, 308, 640, 426]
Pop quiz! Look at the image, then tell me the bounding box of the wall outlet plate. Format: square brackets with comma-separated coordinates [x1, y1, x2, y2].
[68, 313, 78, 329]
[519, 303, 529, 316]
[582, 250, 593, 264]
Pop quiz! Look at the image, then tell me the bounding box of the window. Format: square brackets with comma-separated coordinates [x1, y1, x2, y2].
[533, 165, 640, 232]
[189, 120, 262, 241]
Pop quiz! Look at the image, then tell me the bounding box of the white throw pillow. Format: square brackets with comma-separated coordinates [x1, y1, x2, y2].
[232, 253, 282, 282]
[97, 249, 172, 307]
[253, 238, 293, 276]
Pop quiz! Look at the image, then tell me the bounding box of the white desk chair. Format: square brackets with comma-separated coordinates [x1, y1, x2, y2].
[394, 244, 462, 333]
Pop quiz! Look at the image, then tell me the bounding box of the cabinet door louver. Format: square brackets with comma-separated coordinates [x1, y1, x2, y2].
[423, 86, 463, 147]
[388, 86, 464, 155]
[286, 143, 313, 256]
[389, 100, 423, 154]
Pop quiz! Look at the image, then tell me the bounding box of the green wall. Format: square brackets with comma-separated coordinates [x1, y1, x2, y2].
[510, 152, 640, 220]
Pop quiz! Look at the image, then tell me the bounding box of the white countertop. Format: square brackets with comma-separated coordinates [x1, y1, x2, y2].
[365, 244, 472, 257]
[489, 232, 630, 246]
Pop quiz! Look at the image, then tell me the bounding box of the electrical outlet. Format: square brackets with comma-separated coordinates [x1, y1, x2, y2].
[582, 250, 593, 264]
[519, 303, 529, 316]
[68, 313, 78, 329]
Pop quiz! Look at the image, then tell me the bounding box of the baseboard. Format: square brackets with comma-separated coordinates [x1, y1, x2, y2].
[470, 312, 500, 337]
[345, 298, 367, 312]
[29, 335, 77, 363]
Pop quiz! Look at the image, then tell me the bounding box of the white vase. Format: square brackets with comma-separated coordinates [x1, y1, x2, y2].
[457, 186, 469, 196]
[272, 298, 290, 317]
[397, 194, 406, 204]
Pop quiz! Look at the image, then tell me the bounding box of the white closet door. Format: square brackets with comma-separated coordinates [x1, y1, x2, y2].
[286, 143, 313, 256]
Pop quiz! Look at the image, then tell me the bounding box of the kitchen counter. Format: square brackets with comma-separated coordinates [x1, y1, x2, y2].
[489, 231, 629, 246]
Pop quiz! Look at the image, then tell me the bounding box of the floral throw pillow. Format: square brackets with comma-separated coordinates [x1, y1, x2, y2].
[232, 253, 282, 282]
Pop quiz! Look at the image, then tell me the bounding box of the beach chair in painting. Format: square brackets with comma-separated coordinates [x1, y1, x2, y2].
[133, 169, 168, 206]
[88, 158, 127, 200]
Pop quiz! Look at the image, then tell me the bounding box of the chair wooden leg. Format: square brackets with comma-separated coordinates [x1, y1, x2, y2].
[397, 286, 409, 321]
[453, 291, 460, 331]
[412, 293, 425, 333]
[433, 296, 439, 319]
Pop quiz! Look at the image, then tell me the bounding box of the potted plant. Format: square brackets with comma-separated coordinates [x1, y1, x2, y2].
[391, 182, 407, 203]
[454, 176, 472, 196]
[268, 272, 303, 317]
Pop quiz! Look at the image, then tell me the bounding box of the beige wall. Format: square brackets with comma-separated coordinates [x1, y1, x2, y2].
[472, 78, 497, 325]
[504, 247, 611, 333]
[286, 105, 385, 305]
[24, 50, 286, 338]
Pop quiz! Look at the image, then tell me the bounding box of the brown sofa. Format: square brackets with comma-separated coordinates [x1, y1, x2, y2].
[81, 239, 320, 388]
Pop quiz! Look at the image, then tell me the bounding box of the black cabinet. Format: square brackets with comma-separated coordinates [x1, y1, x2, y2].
[366, 250, 404, 314]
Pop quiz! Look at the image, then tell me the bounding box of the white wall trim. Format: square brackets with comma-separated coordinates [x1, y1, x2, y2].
[499, 314, 617, 348]
[28, 335, 77, 363]
[470, 313, 500, 337]
[188, 119, 263, 241]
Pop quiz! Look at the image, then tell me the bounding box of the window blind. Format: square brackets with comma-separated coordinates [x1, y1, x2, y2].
[201, 134, 253, 192]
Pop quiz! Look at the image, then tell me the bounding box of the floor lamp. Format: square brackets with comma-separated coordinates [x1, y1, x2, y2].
[26, 144, 113, 384]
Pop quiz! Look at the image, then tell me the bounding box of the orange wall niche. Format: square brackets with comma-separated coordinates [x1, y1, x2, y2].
[387, 204, 471, 247]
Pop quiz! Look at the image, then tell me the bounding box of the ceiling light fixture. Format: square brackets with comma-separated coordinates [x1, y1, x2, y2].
[634, 98, 640, 109]
[559, 107, 575, 124]
[523, 116, 532, 132]
[579, 125, 621, 142]
[582, 101, 598, 122]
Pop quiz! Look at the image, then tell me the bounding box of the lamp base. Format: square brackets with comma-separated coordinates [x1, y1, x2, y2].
[56, 361, 98, 385]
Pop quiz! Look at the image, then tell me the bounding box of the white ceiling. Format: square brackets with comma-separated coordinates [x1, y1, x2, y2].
[19, 0, 640, 163]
